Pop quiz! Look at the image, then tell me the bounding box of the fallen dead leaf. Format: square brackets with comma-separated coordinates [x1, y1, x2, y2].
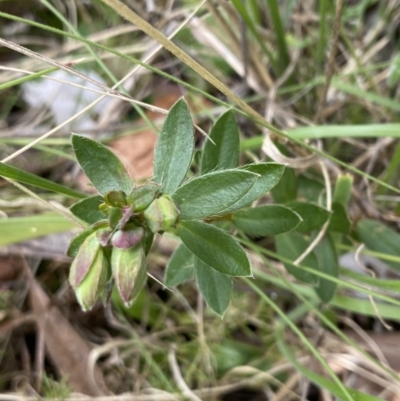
[111, 129, 157, 181]
[28, 272, 108, 396]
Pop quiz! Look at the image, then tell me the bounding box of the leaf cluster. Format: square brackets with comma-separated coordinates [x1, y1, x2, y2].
[67, 98, 346, 315]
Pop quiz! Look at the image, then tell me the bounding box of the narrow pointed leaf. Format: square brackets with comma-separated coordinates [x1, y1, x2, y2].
[195, 256, 232, 316]
[232, 205, 301, 236]
[200, 110, 240, 174]
[275, 231, 319, 284]
[0, 161, 85, 199]
[172, 169, 258, 220]
[177, 220, 251, 277]
[287, 201, 330, 233]
[314, 235, 338, 303]
[333, 173, 353, 206]
[153, 98, 194, 194]
[70, 195, 105, 224]
[165, 243, 195, 287]
[357, 219, 400, 271]
[221, 163, 285, 213]
[0, 214, 75, 246]
[72, 134, 132, 195]
[298, 176, 325, 203]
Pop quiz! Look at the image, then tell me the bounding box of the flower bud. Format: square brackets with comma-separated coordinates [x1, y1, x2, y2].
[104, 190, 127, 207]
[69, 232, 109, 311]
[111, 244, 147, 306]
[96, 227, 113, 247]
[111, 227, 144, 249]
[127, 183, 159, 212]
[67, 220, 108, 258]
[69, 232, 100, 288]
[118, 206, 133, 229]
[143, 195, 179, 233]
[74, 248, 109, 311]
[99, 202, 111, 215]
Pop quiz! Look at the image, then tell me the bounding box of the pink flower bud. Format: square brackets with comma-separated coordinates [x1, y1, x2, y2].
[143, 195, 179, 233]
[111, 244, 147, 306]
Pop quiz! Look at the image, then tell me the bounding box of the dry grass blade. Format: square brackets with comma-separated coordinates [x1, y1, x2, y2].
[99, 0, 267, 123]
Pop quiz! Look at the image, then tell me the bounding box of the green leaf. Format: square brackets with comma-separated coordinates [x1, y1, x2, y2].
[275, 231, 319, 284]
[287, 201, 330, 233]
[333, 174, 353, 207]
[332, 295, 400, 321]
[72, 134, 132, 195]
[195, 256, 232, 316]
[271, 167, 297, 203]
[165, 243, 195, 287]
[200, 110, 240, 174]
[70, 195, 105, 224]
[0, 214, 76, 246]
[356, 219, 400, 271]
[177, 220, 251, 277]
[153, 98, 194, 194]
[0, 67, 58, 91]
[221, 163, 285, 213]
[328, 202, 351, 233]
[297, 175, 325, 203]
[127, 183, 159, 212]
[0, 161, 85, 199]
[288, 122, 400, 139]
[232, 205, 301, 236]
[342, 268, 400, 292]
[142, 230, 154, 255]
[172, 169, 259, 220]
[314, 235, 338, 303]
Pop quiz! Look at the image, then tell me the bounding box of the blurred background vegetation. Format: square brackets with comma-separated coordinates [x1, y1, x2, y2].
[1, 0, 400, 400]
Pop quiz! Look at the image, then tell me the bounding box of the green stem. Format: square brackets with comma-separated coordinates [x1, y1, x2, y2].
[264, 0, 290, 70]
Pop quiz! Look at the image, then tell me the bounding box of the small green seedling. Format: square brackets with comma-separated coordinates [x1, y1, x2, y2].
[68, 98, 335, 315]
